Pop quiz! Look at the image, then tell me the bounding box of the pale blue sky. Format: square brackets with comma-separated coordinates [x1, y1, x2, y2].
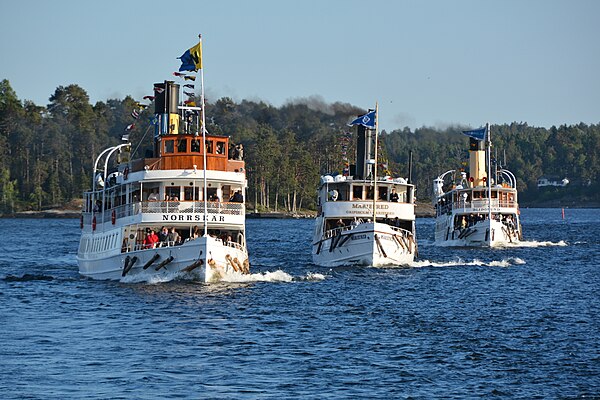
[1, 0, 598, 131]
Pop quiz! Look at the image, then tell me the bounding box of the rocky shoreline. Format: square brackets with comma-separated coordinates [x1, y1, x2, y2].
[1, 210, 81, 219]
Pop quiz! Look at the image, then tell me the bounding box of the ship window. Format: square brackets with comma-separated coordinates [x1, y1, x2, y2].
[353, 186, 363, 200]
[191, 139, 201, 153]
[378, 186, 388, 200]
[216, 141, 225, 155]
[166, 186, 180, 201]
[366, 186, 374, 200]
[164, 140, 174, 154]
[177, 139, 187, 153]
[220, 185, 230, 201]
[184, 186, 199, 201]
[207, 187, 218, 201]
[205, 140, 213, 154]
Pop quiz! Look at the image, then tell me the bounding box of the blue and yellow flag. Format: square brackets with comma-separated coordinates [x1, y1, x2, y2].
[178, 41, 202, 72]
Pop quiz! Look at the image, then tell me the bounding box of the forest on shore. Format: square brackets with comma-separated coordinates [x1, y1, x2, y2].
[1, 78, 599, 214]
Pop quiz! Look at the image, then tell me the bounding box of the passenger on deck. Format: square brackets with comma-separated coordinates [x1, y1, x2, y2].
[168, 227, 180, 245]
[192, 226, 201, 239]
[390, 189, 399, 202]
[158, 226, 169, 243]
[329, 189, 339, 201]
[144, 229, 159, 249]
[148, 189, 160, 201]
[229, 190, 243, 203]
[235, 144, 244, 160]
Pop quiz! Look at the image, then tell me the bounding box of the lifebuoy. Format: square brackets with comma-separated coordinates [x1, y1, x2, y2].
[92, 216, 97, 231]
[111, 210, 116, 225]
[80, 215, 84, 229]
[123, 167, 129, 180]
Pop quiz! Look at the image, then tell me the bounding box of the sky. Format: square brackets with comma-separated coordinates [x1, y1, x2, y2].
[1, 0, 599, 132]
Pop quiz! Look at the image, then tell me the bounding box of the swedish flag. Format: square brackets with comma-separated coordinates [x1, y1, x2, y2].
[178, 41, 202, 72]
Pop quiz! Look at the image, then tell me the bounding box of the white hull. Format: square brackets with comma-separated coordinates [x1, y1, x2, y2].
[78, 234, 248, 282]
[433, 132, 522, 248]
[312, 222, 415, 267]
[434, 214, 520, 247]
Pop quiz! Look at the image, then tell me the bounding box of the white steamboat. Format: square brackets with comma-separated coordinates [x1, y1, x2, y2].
[433, 124, 522, 247]
[77, 78, 249, 281]
[312, 108, 417, 267]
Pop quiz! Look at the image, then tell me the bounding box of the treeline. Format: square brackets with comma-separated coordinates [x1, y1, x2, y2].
[1, 78, 599, 213]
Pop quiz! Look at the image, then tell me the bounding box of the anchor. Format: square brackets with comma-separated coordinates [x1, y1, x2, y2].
[142, 253, 161, 270]
[122, 256, 138, 277]
[182, 259, 204, 273]
[155, 255, 174, 271]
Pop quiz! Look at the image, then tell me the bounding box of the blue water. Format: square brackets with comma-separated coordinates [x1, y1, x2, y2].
[1, 209, 599, 399]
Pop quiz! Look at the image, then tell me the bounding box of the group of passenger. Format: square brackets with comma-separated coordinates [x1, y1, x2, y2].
[145, 188, 243, 204]
[143, 226, 181, 249]
[326, 188, 402, 202]
[229, 190, 243, 203]
[228, 143, 244, 160]
[456, 213, 517, 230]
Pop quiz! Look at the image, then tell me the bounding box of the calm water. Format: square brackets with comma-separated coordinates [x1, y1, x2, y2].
[1, 209, 599, 399]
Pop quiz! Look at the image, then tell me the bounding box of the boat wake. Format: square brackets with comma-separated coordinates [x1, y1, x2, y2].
[120, 269, 326, 284]
[497, 240, 568, 248]
[213, 269, 326, 283]
[408, 257, 526, 268]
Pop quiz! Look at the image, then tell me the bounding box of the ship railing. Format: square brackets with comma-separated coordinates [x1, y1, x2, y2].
[224, 240, 246, 253]
[323, 223, 413, 240]
[141, 201, 244, 215]
[323, 225, 354, 240]
[436, 198, 518, 217]
[130, 240, 181, 252]
[461, 199, 518, 209]
[389, 225, 414, 237]
[83, 203, 136, 225]
[436, 203, 453, 216]
[125, 237, 247, 254]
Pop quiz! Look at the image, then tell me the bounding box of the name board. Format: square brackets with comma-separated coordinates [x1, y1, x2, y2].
[341, 203, 388, 216]
[161, 214, 225, 222]
[351, 204, 390, 210]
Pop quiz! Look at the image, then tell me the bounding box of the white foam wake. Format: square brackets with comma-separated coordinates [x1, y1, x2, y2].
[501, 240, 568, 248]
[121, 269, 326, 284]
[217, 270, 327, 283]
[218, 269, 294, 283]
[408, 257, 526, 268]
[120, 270, 185, 284]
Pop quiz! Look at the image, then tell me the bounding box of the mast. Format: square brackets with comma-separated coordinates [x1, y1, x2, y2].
[486, 122, 492, 225]
[372, 102, 379, 222]
[198, 34, 208, 237]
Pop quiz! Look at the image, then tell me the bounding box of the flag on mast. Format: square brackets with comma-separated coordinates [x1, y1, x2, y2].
[178, 40, 203, 72]
[348, 109, 376, 128]
[462, 126, 487, 141]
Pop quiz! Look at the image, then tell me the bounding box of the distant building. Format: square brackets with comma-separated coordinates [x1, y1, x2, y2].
[537, 176, 569, 188]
